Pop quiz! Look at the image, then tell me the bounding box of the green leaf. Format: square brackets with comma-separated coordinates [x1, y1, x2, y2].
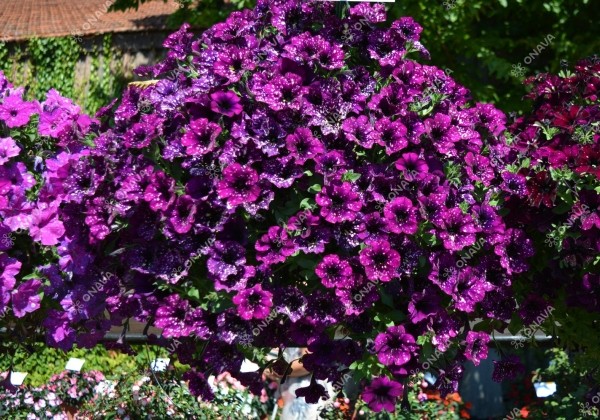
[308, 184, 322, 193]
[342, 170, 361, 182]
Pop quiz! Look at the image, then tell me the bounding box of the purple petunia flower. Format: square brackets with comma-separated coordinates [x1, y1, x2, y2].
[316, 182, 362, 223]
[501, 172, 527, 197]
[492, 355, 525, 382]
[0, 93, 38, 128]
[372, 117, 408, 154]
[207, 240, 247, 282]
[28, 202, 66, 246]
[144, 171, 176, 212]
[167, 194, 197, 234]
[183, 370, 215, 400]
[439, 266, 493, 313]
[217, 163, 261, 207]
[181, 118, 222, 156]
[0, 137, 20, 165]
[315, 254, 353, 288]
[374, 324, 418, 366]
[424, 113, 461, 156]
[286, 128, 325, 164]
[383, 197, 418, 235]
[436, 208, 478, 252]
[232, 284, 273, 320]
[210, 91, 243, 117]
[407, 288, 440, 324]
[359, 239, 401, 281]
[464, 331, 490, 366]
[12, 279, 42, 318]
[394, 152, 428, 180]
[154, 294, 199, 338]
[494, 228, 534, 274]
[342, 115, 375, 149]
[362, 376, 403, 413]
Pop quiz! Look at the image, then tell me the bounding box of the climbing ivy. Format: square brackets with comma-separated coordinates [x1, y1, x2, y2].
[0, 35, 127, 114]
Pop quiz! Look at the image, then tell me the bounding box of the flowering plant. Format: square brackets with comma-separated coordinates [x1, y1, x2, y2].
[0, 0, 537, 409]
[0, 370, 104, 420]
[67, 0, 533, 403]
[2, 0, 598, 414]
[45, 370, 105, 408]
[321, 372, 471, 419]
[499, 59, 600, 364]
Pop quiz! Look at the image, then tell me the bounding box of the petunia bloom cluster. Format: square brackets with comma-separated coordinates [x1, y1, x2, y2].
[2, 0, 578, 412]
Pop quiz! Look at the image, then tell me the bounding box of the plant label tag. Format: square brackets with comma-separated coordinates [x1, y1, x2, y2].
[10, 372, 27, 386]
[65, 357, 85, 372]
[534, 381, 557, 397]
[150, 358, 170, 372]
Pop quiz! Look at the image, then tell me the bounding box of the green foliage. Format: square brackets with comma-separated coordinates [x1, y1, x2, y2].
[0, 343, 171, 387]
[525, 348, 600, 419]
[0, 35, 127, 114]
[388, 0, 600, 112]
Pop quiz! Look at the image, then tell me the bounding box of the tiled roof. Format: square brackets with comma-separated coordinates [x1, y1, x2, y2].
[0, 0, 180, 42]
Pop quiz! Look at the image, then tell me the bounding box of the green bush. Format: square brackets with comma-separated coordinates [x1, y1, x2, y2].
[0, 343, 171, 387]
[0, 35, 127, 114]
[388, 0, 600, 112]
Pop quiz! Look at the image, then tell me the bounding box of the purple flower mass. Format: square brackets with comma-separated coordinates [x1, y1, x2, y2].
[2, 0, 591, 406]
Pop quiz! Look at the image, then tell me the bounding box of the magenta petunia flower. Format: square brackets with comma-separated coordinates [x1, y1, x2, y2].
[316, 182, 363, 223]
[181, 118, 222, 156]
[394, 152, 428, 180]
[362, 376, 404, 413]
[28, 203, 66, 246]
[11, 279, 42, 318]
[374, 324, 418, 366]
[286, 127, 325, 164]
[359, 239, 401, 281]
[436, 208, 478, 252]
[315, 254, 353, 288]
[210, 91, 243, 117]
[0, 137, 21, 165]
[154, 294, 198, 338]
[372, 117, 408, 154]
[0, 93, 38, 128]
[143, 171, 176, 212]
[167, 194, 197, 234]
[464, 331, 490, 366]
[383, 197, 418, 235]
[342, 115, 375, 149]
[217, 163, 261, 207]
[232, 284, 273, 320]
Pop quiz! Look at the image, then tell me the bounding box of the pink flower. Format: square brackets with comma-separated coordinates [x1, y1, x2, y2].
[29, 203, 65, 246]
[0, 137, 20, 165]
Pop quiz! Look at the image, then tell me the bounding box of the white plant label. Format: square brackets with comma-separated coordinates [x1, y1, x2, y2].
[10, 372, 27, 386]
[534, 381, 557, 398]
[150, 358, 170, 372]
[65, 357, 85, 372]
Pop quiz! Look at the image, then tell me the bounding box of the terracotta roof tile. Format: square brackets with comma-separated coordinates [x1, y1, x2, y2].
[0, 0, 180, 42]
